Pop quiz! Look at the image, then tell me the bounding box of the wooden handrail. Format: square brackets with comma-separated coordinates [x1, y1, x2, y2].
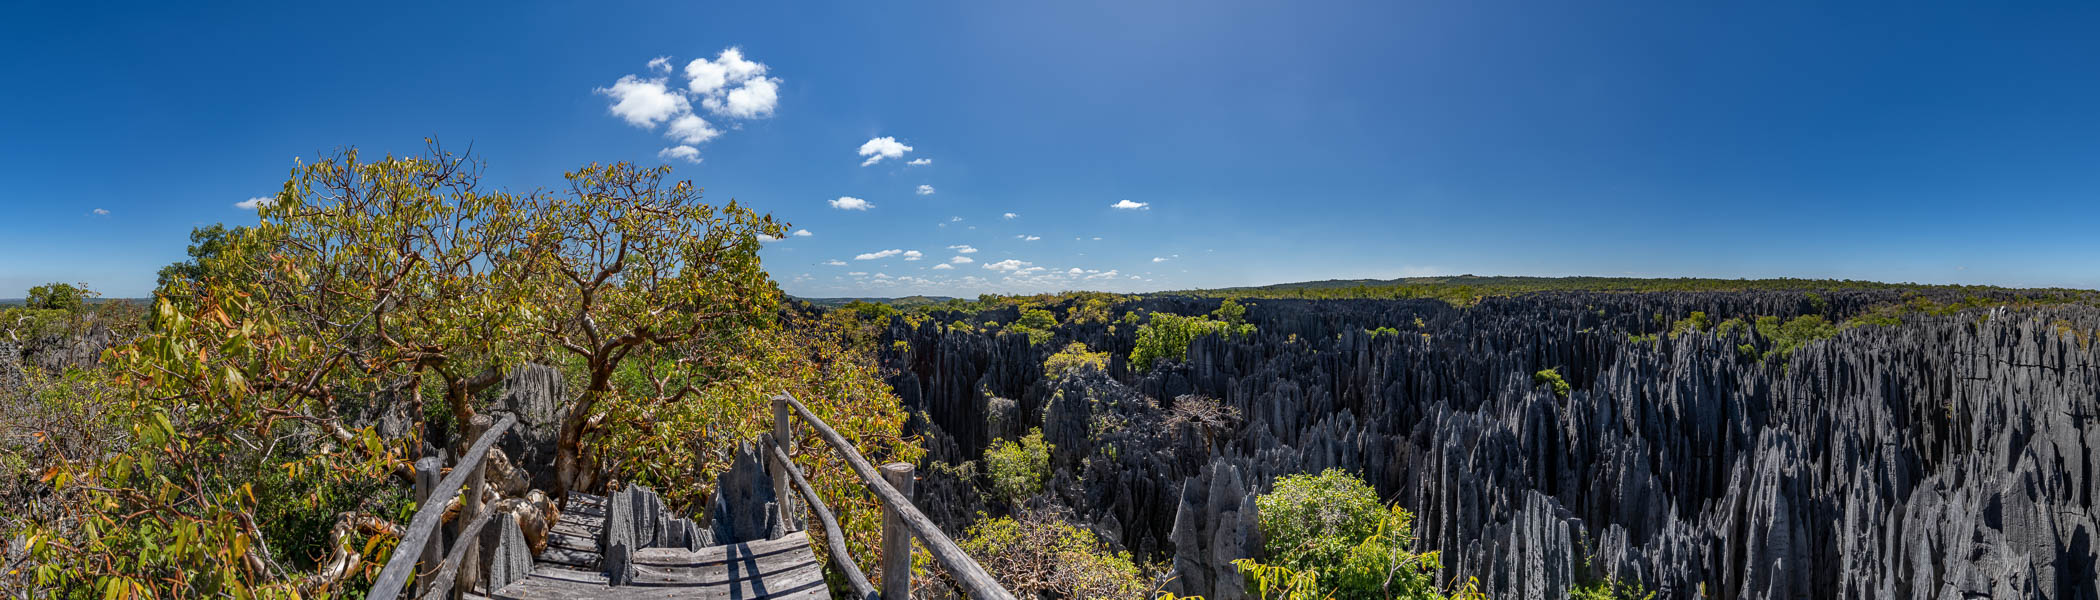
[765, 442, 879, 600]
[368, 412, 517, 599]
[774, 393, 1017, 600]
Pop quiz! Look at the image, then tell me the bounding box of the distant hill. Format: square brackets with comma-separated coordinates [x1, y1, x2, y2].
[794, 295, 959, 308]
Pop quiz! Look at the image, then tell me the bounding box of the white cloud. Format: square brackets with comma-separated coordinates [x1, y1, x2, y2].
[848, 271, 867, 276]
[950, 216, 963, 222]
[684, 48, 767, 96]
[665, 114, 720, 145]
[824, 259, 847, 266]
[950, 256, 974, 264]
[1068, 268, 1084, 275]
[858, 136, 913, 166]
[1111, 199, 1150, 210]
[1002, 212, 1018, 220]
[647, 56, 672, 73]
[902, 250, 924, 261]
[235, 196, 271, 210]
[1152, 257, 1170, 263]
[658, 145, 702, 163]
[917, 184, 936, 195]
[907, 158, 932, 166]
[793, 229, 812, 237]
[1016, 235, 1041, 241]
[1086, 269, 1120, 280]
[758, 234, 783, 243]
[596, 75, 689, 127]
[932, 263, 955, 270]
[703, 75, 780, 119]
[855, 249, 904, 260]
[948, 244, 977, 254]
[984, 259, 1032, 271]
[830, 196, 872, 211]
[90, 208, 109, 216]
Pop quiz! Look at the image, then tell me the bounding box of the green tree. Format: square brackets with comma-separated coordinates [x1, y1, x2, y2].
[1043, 342, 1109, 380]
[25, 282, 89, 313]
[1130, 312, 1253, 372]
[154, 223, 242, 293]
[1240, 469, 1477, 600]
[985, 429, 1051, 503]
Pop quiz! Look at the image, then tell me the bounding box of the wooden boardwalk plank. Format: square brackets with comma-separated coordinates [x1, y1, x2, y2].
[490, 493, 828, 600]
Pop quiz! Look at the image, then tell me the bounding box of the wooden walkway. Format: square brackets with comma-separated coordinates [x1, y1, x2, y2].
[481, 493, 827, 600]
[369, 393, 1015, 600]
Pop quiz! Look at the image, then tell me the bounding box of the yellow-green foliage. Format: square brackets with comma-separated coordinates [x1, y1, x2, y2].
[985, 429, 1051, 502]
[1668, 311, 1711, 336]
[1755, 315, 1837, 361]
[1572, 578, 1657, 600]
[1131, 313, 1254, 372]
[1241, 469, 1479, 600]
[15, 145, 895, 597]
[960, 512, 1150, 599]
[592, 309, 922, 575]
[1008, 307, 1059, 346]
[1043, 342, 1110, 380]
[1534, 368, 1571, 398]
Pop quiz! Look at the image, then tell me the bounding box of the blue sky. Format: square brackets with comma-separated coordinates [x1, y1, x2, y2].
[3, 1, 2098, 298]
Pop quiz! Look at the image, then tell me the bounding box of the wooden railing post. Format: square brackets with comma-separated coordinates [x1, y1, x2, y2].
[881, 462, 915, 600]
[772, 395, 793, 528]
[412, 457, 442, 597]
[456, 415, 491, 599]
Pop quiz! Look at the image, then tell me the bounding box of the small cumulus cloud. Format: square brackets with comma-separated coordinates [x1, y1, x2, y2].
[665, 114, 720, 145]
[686, 48, 780, 118]
[1152, 257, 1170, 263]
[1111, 199, 1150, 210]
[917, 184, 936, 195]
[1067, 268, 1084, 275]
[859, 136, 913, 166]
[902, 250, 924, 261]
[948, 244, 977, 254]
[90, 208, 110, 216]
[824, 259, 847, 266]
[932, 263, 955, 270]
[647, 56, 673, 73]
[658, 145, 702, 164]
[1002, 212, 1018, 220]
[855, 249, 904, 260]
[1016, 235, 1041, 241]
[984, 259, 1032, 271]
[950, 256, 974, 264]
[793, 229, 812, 237]
[597, 75, 690, 127]
[908, 158, 932, 166]
[830, 196, 872, 211]
[236, 197, 272, 210]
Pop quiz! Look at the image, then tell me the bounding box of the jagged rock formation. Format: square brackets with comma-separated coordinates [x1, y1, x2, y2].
[883, 290, 2100, 599]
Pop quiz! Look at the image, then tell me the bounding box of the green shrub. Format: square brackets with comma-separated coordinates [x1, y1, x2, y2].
[1212, 298, 1248, 325]
[1668, 311, 1711, 336]
[1572, 578, 1657, 600]
[1242, 469, 1479, 600]
[1755, 314, 1838, 361]
[961, 512, 1149, 599]
[1008, 308, 1059, 345]
[1043, 342, 1110, 380]
[985, 429, 1051, 502]
[1534, 368, 1571, 398]
[1130, 313, 1254, 372]
[1365, 327, 1401, 338]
